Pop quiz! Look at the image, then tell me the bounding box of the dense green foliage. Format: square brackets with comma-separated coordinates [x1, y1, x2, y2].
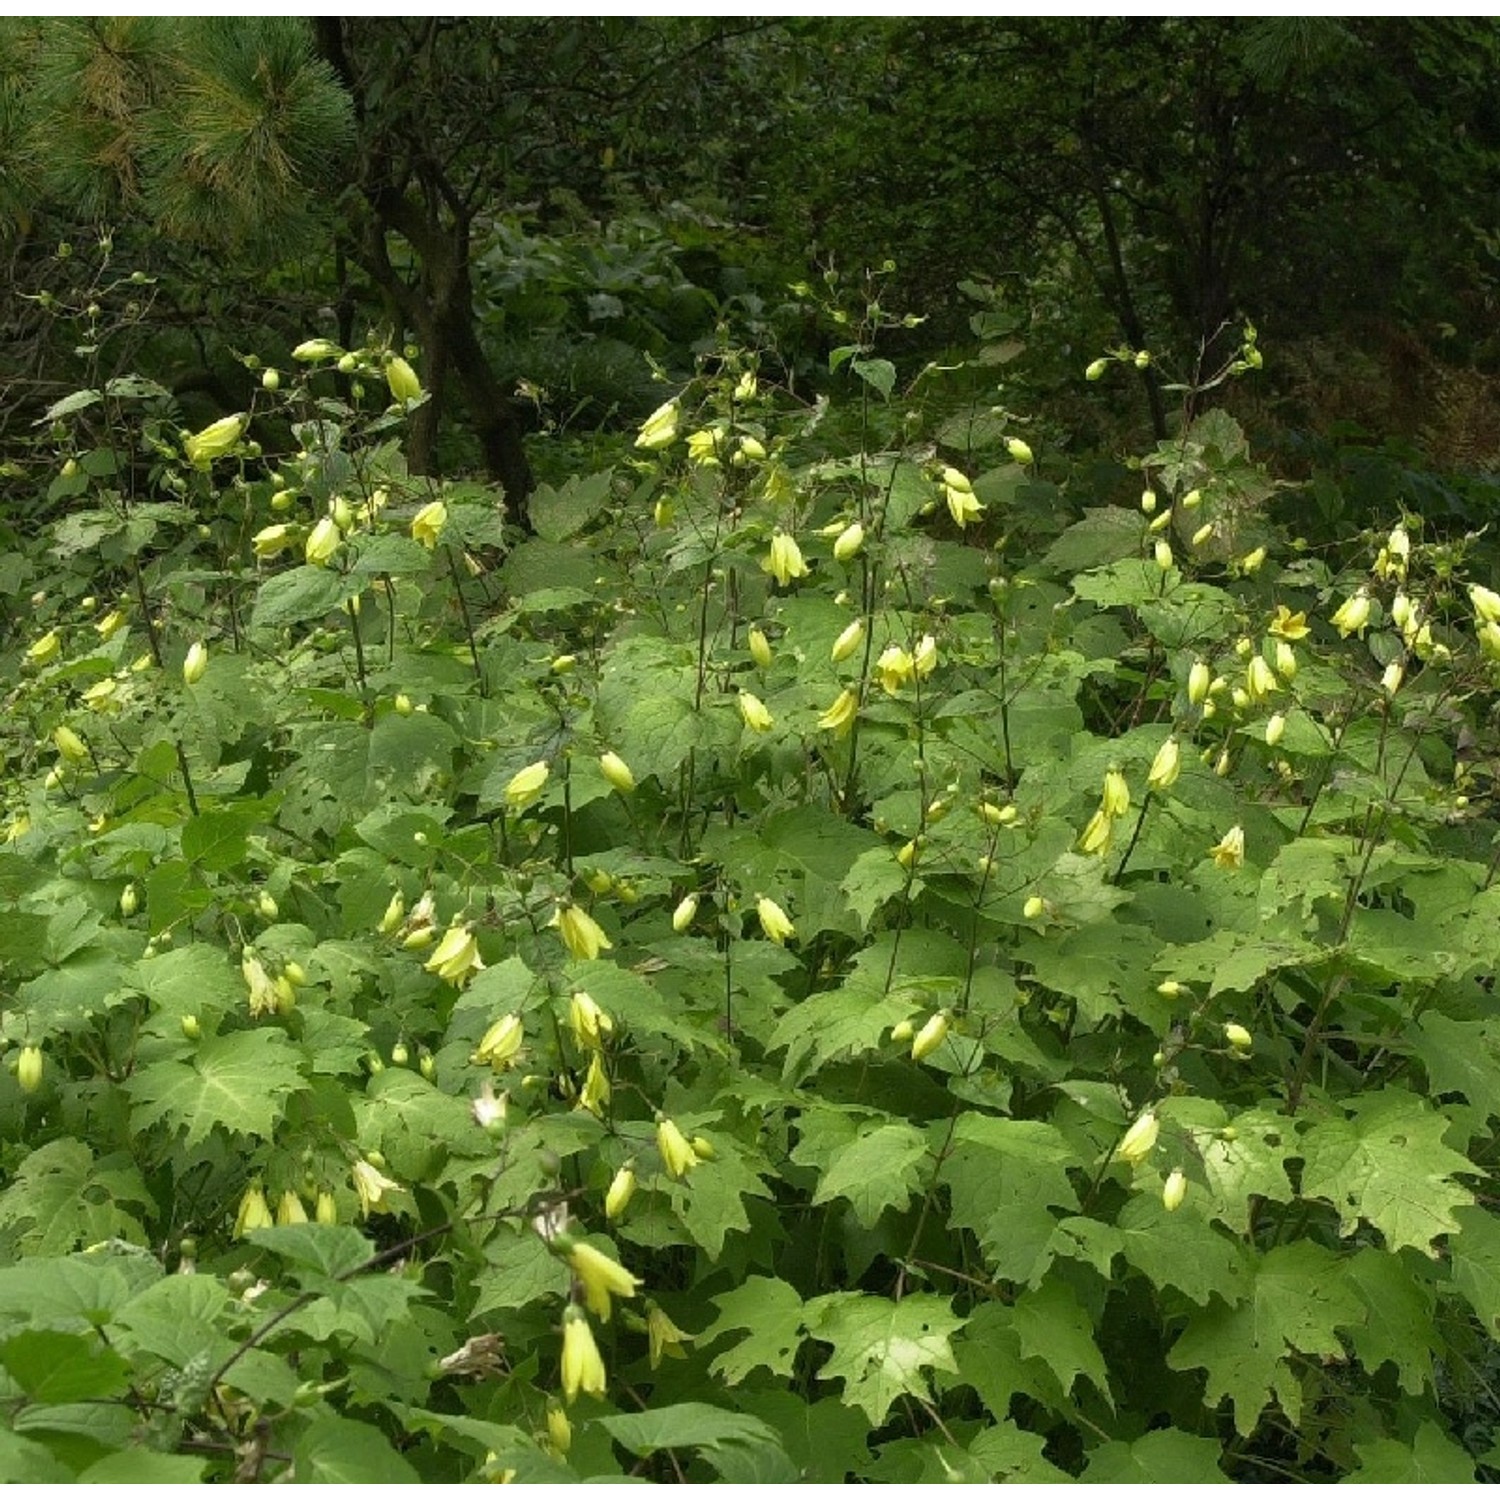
[5, 16, 1500, 1486]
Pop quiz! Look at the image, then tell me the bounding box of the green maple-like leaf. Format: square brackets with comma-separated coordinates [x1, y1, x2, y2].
[702, 1276, 807, 1384]
[126, 1029, 304, 1145]
[1341, 1247, 1437, 1396]
[0, 1139, 152, 1255]
[1347, 1422, 1476, 1482]
[809, 1119, 930, 1228]
[1298, 1087, 1475, 1253]
[1410, 1012, 1500, 1122]
[808, 1292, 962, 1424]
[1167, 1240, 1363, 1437]
[1010, 1277, 1111, 1405]
[1187, 1103, 1299, 1236]
[939, 1114, 1077, 1281]
[1449, 1203, 1500, 1337]
[1082, 1429, 1230, 1483]
[1117, 1194, 1250, 1307]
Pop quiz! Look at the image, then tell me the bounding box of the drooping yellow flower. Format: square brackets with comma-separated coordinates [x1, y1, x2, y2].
[26, 630, 61, 666]
[351, 1158, 400, 1218]
[686, 428, 721, 466]
[1245, 655, 1277, 702]
[605, 1163, 636, 1221]
[252, 523, 295, 559]
[945, 484, 984, 528]
[564, 1240, 640, 1320]
[763, 530, 809, 589]
[242, 950, 281, 1018]
[1078, 808, 1114, 856]
[656, 1116, 699, 1179]
[831, 618, 864, 663]
[1102, 769, 1130, 818]
[553, 903, 612, 961]
[1380, 660, 1403, 697]
[1187, 660, 1211, 705]
[234, 1184, 273, 1239]
[646, 1301, 692, 1369]
[472, 1013, 524, 1068]
[410, 500, 447, 549]
[739, 691, 773, 732]
[183, 414, 246, 468]
[748, 626, 772, 668]
[276, 1190, 309, 1226]
[560, 1306, 607, 1403]
[1275, 641, 1298, 681]
[634, 399, 680, 451]
[95, 608, 127, 640]
[577, 1052, 611, 1117]
[504, 760, 549, 811]
[569, 991, 614, 1051]
[1470, 583, 1500, 624]
[876, 644, 914, 695]
[1331, 590, 1372, 638]
[1147, 738, 1180, 791]
[1265, 713, 1287, 746]
[1118, 1112, 1159, 1164]
[756, 895, 795, 945]
[425, 924, 485, 987]
[1209, 825, 1246, 869]
[17, 1044, 43, 1094]
[913, 634, 938, 678]
[817, 688, 859, 736]
[305, 516, 340, 567]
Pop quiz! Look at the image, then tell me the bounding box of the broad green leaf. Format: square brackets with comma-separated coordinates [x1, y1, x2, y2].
[1450, 1202, 1500, 1336]
[673, 1136, 774, 1256]
[1410, 1011, 1500, 1121]
[1011, 1277, 1111, 1404]
[246, 1224, 376, 1280]
[1298, 1088, 1475, 1253]
[1344, 1423, 1476, 1483]
[293, 1414, 421, 1482]
[180, 805, 267, 871]
[529, 468, 614, 542]
[967, 1420, 1071, 1483]
[1341, 1247, 1436, 1396]
[849, 357, 896, 398]
[1117, 1194, 1249, 1307]
[809, 1120, 930, 1228]
[731, 1390, 872, 1484]
[251, 565, 350, 629]
[0, 1328, 131, 1401]
[75, 1451, 209, 1483]
[126, 1030, 304, 1146]
[0, 1427, 74, 1482]
[1167, 1241, 1364, 1436]
[808, 1291, 962, 1424]
[0, 1140, 151, 1255]
[703, 1277, 806, 1383]
[1189, 1104, 1299, 1236]
[596, 1403, 797, 1483]
[0, 1254, 160, 1333]
[1083, 1429, 1230, 1483]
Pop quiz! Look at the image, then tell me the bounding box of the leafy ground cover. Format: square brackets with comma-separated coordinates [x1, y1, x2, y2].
[2, 310, 1500, 1482]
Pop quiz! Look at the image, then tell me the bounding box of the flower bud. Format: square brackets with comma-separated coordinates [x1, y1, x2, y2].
[54, 725, 88, 763]
[181, 1015, 200, 1040]
[1265, 713, 1286, 747]
[17, 1045, 43, 1094]
[1023, 895, 1045, 920]
[257, 891, 279, 921]
[304, 516, 340, 567]
[833, 521, 865, 562]
[605, 1163, 636, 1221]
[120, 884, 139, 918]
[1155, 539, 1173, 570]
[1188, 660, 1211, 706]
[600, 752, 636, 794]
[911, 1011, 950, 1062]
[1006, 437, 1034, 467]
[292, 339, 341, 362]
[890, 1019, 915, 1044]
[672, 894, 699, 933]
[748, 627, 772, 669]
[261, 368, 280, 392]
[1162, 1168, 1187, 1212]
[1118, 1112, 1159, 1164]
[1085, 358, 1109, 381]
[1224, 1022, 1252, 1049]
[385, 355, 422, 406]
[182, 641, 208, 685]
[831, 618, 864, 663]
